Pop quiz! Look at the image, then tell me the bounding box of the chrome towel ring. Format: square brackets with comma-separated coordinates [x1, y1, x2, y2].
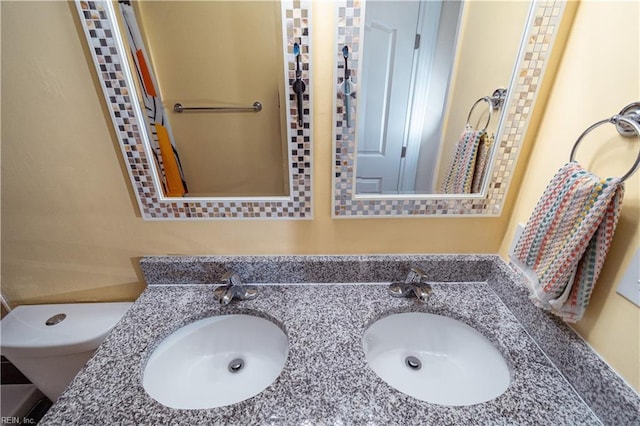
[569, 102, 640, 183]
[466, 97, 493, 132]
[466, 88, 508, 132]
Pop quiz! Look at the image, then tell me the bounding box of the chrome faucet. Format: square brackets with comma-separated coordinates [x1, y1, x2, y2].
[388, 267, 433, 302]
[214, 270, 258, 305]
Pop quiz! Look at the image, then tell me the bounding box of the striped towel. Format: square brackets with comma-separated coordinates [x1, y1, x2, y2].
[471, 133, 494, 194]
[440, 126, 489, 194]
[512, 162, 624, 322]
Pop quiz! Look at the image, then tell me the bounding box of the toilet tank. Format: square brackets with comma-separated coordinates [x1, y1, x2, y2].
[0, 302, 132, 401]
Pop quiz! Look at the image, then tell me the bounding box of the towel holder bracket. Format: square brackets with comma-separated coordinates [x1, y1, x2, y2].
[490, 88, 508, 110]
[615, 102, 640, 137]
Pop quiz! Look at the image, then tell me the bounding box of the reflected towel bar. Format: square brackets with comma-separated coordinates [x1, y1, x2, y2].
[173, 102, 263, 113]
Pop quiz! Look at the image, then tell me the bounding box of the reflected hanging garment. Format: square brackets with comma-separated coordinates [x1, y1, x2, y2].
[118, 1, 188, 196]
[156, 124, 186, 197]
[511, 162, 624, 322]
[440, 126, 488, 194]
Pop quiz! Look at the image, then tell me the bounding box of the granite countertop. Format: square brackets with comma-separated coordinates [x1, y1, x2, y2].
[40, 255, 639, 425]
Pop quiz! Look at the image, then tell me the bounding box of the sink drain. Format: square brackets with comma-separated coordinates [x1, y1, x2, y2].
[405, 356, 422, 371]
[228, 358, 245, 373]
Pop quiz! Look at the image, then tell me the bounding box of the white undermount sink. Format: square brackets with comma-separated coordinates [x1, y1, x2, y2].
[362, 312, 511, 406]
[143, 314, 288, 409]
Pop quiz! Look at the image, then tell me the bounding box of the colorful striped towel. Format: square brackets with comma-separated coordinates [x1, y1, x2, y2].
[512, 162, 624, 322]
[440, 126, 489, 194]
[471, 132, 494, 194]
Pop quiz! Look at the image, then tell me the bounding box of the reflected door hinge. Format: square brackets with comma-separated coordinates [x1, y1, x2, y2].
[401, 146, 407, 158]
[414, 34, 421, 49]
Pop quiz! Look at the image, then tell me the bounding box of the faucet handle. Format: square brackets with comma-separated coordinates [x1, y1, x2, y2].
[221, 270, 241, 286]
[215, 270, 258, 305]
[240, 286, 258, 301]
[388, 282, 406, 298]
[387, 281, 433, 303]
[218, 288, 235, 305]
[388, 267, 433, 303]
[405, 267, 428, 283]
[414, 282, 433, 302]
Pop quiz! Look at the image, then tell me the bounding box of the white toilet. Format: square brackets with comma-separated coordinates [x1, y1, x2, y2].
[1, 302, 132, 401]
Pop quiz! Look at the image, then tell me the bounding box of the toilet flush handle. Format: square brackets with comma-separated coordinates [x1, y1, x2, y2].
[45, 313, 67, 326]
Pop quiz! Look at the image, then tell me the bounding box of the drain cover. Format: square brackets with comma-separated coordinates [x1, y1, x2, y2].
[405, 356, 422, 370]
[228, 358, 245, 373]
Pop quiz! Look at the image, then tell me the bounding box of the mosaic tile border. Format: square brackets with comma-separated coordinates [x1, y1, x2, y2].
[332, 0, 566, 217]
[75, 0, 312, 220]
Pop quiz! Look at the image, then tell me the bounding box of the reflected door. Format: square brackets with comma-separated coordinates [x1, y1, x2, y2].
[356, 1, 420, 194]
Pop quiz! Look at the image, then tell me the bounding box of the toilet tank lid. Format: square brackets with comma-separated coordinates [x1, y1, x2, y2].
[0, 302, 132, 355]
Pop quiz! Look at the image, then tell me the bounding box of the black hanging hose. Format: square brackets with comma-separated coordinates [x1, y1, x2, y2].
[292, 42, 306, 127]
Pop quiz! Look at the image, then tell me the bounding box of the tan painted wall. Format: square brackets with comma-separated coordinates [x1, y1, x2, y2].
[499, 1, 640, 391]
[2, 1, 510, 306]
[131, 1, 288, 196]
[1, 0, 636, 392]
[435, 0, 530, 190]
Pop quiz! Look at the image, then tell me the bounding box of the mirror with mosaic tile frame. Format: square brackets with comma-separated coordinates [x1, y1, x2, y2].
[74, 0, 312, 219]
[332, 0, 568, 217]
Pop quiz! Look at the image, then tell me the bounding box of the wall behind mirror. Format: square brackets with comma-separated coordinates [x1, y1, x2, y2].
[333, 0, 567, 217]
[129, 1, 289, 197]
[74, 0, 312, 219]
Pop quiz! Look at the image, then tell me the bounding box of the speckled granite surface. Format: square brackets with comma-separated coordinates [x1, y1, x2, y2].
[40, 255, 639, 425]
[489, 260, 640, 426]
[139, 254, 495, 285]
[42, 282, 601, 425]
